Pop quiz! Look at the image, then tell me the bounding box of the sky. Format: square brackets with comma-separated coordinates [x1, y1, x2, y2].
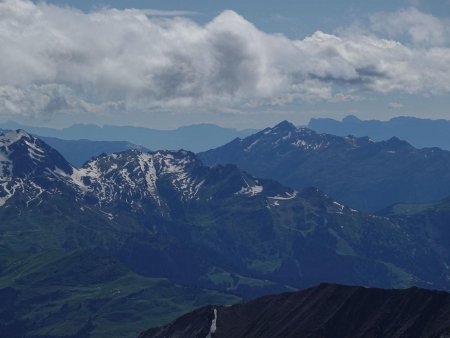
[0, 0, 450, 129]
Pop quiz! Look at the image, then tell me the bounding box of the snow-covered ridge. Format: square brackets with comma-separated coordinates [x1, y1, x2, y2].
[0, 130, 29, 177]
[0, 129, 71, 173]
[68, 149, 206, 209]
[0, 130, 73, 206]
[0, 132, 206, 209]
[0, 130, 313, 214]
[0, 129, 30, 147]
[0, 129, 281, 210]
[246, 121, 374, 152]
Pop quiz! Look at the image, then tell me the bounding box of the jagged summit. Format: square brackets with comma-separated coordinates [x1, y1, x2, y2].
[0, 130, 76, 206]
[71, 149, 207, 211]
[0, 129, 73, 178]
[200, 122, 375, 165]
[270, 120, 297, 131]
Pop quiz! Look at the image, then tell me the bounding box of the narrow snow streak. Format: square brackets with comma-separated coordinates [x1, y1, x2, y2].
[268, 191, 298, 200]
[206, 308, 217, 338]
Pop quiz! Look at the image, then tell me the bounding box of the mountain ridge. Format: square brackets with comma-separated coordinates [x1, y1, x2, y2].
[139, 283, 450, 338]
[1, 126, 149, 167]
[40, 136, 150, 167]
[0, 121, 257, 152]
[2, 129, 450, 336]
[308, 115, 450, 150]
[199, 121, 450, 211]
[2, 129, 450, 292]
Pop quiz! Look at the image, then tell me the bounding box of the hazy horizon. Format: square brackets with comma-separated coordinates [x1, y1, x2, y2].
[0, 0, 449, 129]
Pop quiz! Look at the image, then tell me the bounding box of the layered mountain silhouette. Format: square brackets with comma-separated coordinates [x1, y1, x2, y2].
[140, 283, 450, 338]
[0, 120, 257, 152]
[1, 127, 150, 167]
[309, 115, 450, 151]
[199, 120, 450, 211]
[2, 129, 450, 336]
[40, 136, 149, 166]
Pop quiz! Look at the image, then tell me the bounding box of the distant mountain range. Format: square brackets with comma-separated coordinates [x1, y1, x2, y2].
[141, 283, 450, 338]
[0, 121, 257, 152]
[40, 136, 149, 167]
[199, 121, 450, 211]
[2, 129, 450, 336]
[2, 126, 151, 166]
[309, 115, 450, 151]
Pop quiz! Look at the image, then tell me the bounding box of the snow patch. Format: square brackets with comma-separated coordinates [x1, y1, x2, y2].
[332, 201, 345, 214]
[0, 130, 29, 147]
[206, 308, 217, 338]
[268, 191, 297, 200]
[236, 176, 263, 197]
[244, 138, 260, 152]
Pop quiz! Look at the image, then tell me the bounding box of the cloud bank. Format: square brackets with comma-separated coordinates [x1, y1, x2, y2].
[371, 7, 450, 46]
[0, 0, 449, 118]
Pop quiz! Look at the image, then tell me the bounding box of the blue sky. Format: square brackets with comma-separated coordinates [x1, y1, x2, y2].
[40, 0, 450, 39]
[0, 0, 449, 129]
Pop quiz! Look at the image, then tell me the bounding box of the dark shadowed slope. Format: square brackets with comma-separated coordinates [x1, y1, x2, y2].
[140, 283, 450, 338]
[199, 120, 450, 211]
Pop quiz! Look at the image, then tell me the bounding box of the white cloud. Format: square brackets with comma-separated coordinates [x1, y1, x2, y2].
[0, 84, 73, 117]
[371, 7, 450, 46]
[0, 0, 449, 118]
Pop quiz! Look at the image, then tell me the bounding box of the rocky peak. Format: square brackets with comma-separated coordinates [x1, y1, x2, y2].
[0, 129, 73, 178]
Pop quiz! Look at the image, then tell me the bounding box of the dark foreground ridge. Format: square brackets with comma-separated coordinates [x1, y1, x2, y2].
[139, 283, 450, 338]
